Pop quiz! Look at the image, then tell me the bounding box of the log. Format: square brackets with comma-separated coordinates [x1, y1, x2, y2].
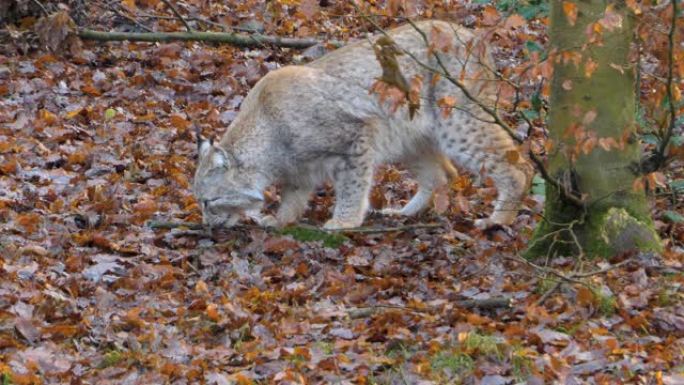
[78, 29, 335, 49]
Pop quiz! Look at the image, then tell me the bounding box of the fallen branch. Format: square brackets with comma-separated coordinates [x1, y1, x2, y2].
[147, 220, 204, 230]
[77, 29, 335, 49]
[147, 220, 441, 233]
[456, 297, 512, 309]
[327, 223, 443, 234]
[347, 297, 511, 319]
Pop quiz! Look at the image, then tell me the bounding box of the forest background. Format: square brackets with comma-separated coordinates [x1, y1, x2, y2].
[0, 0, 683, 384]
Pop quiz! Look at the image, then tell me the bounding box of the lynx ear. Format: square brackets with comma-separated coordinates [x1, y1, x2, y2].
[210, 147, 230, 168]
[196, 125, 213, 158]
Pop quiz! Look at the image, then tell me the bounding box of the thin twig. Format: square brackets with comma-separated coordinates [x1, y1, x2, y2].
[97, 2, 153, 33]
[535, 281, 563, 306]
[572, 258, 633, 278]
[654, 0, 678, 169]
[160, 0, 193, 32]
[30, 0, 49, 17]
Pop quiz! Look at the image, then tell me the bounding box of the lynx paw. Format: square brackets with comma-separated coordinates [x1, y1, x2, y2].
[323, 219, 362, 230]
[474, 218, 495, 230]
[257, 214, 280, 228]
[379, 208, 405, 216]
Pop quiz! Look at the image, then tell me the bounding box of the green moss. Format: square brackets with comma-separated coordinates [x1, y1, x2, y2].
[593, 288, 617, 317]
[430, 352, 474, 376]
[278, 226, 348, 248]
[526, 189, 661, 259]
[462, 332, 502, 358]
[511, 347, 535, 382]
[98, 350, 125, 369]
[585, 207, 661, 257]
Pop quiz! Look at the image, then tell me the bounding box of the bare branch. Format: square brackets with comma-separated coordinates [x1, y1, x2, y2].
[30, 0, 49, 17]
[160, 0, 193, 32]
[653, 0, 679, 169]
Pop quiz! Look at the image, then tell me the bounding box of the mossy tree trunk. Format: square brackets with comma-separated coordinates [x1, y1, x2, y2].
[527, 0, 661, 258]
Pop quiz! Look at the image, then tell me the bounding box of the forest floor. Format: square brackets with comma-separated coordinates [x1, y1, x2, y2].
[1, 1, 683, 384]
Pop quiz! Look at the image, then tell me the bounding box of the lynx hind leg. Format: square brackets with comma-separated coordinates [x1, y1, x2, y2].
[437, 124, 531, 228]
[324, 149, 375, 230]
[382, 155, 448, 217]
[473, 159, 531, 229]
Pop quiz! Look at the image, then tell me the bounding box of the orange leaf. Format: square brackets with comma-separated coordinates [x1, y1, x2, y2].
[80, 83, 101, 96]
[584, 58, 598, 78]
[1, 158, 19, 175]
[170, 114, 191, 132]
[195, 280, 209, 295]
[121, 0, 137, 11]
[576, 286, 594, 306]
[598, 137, 618, 151]
[504, 14, 526, 29]
[16, 213, 41, 234]
[582, 110, 597, 125]
[562, 1, 578, 26]
[482, 5, 500, 26]
[505, 149, 520, 164]
[581, 135, 597, 154]
[437, 96, 457, 118]
[632, 177, 645, 192]
[39, 109, 58, 125]
[429, 26, 453, 53]
[625, 0, 642, 15]
[206, 303, 220, 321]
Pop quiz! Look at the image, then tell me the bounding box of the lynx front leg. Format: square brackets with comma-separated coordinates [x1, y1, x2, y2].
[381, 156, 448, 216]
[324, 155, 374, 230]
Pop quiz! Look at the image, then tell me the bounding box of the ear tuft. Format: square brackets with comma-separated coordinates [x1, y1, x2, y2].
[196, 125, 213, 158]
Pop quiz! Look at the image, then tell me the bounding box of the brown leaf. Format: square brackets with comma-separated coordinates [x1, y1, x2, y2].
[505, 150, 520, 164]
[482, 6, 500, 26]
[429, 25, 453, 53]
[15, 318, 41, 343]
[34, 11, 78, 52]
[584, 58, 598, 78]
[432, 185, 450, 215]
[437, 95, 457, 118]
[263, 237, 299, 253]
[504, 14, 526, 30]
[299, 0, 319, 18]
[598, 4, 623, 32]
[562, 1, 578, 26]
[16, 213, 41, 234]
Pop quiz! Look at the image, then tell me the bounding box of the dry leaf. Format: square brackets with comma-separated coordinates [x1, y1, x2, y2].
[562, 1, 578, 26]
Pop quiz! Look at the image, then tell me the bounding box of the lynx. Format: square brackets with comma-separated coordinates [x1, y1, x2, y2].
[193, 20, 533, 230]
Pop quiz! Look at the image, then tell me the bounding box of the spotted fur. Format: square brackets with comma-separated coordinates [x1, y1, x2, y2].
[193, 20, 533, 229]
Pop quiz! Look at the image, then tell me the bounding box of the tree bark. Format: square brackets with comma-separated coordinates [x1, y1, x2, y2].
[77, 29, 334, 49]
[527, 0, 661, 257]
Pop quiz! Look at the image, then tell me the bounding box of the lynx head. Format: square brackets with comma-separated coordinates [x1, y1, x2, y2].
[193, 130, 263, 227]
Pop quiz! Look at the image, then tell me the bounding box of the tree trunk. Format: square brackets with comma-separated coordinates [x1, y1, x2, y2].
[527, 0, 661, 258]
